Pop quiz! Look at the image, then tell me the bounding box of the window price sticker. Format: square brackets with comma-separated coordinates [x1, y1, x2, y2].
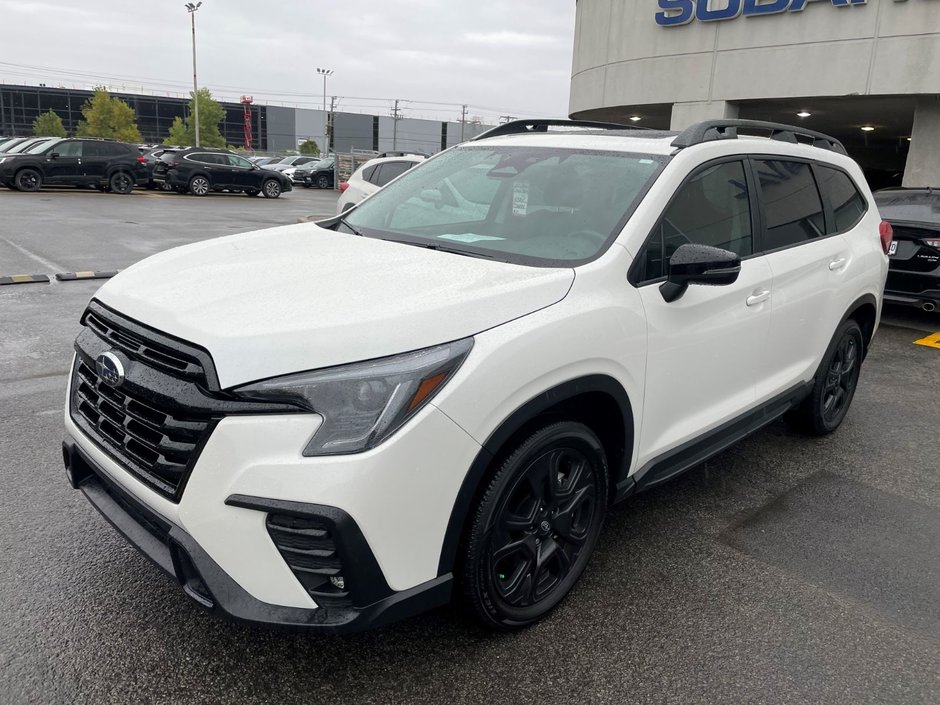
[512, 182, 529, 215]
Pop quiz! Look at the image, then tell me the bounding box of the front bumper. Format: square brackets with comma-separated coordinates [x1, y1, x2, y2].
[63, 441, 452, 632]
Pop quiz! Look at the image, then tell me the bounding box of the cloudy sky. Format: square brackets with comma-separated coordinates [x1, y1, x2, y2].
[0, 0, 576, 123]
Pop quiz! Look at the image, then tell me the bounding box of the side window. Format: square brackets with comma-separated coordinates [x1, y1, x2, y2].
[361, 165, 377, 183]
[641, 160, 752, 282]
[228, 155, 253, 168]
[815, 165, 867, 233]
[374, 161, 410, 187]
[753, 159, 825, 249]
[57, 141, 83, 158]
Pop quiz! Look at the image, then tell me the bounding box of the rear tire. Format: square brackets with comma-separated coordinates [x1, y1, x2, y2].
[109, 171, 134, 195]
[243, 188, 260, 197]
[460, 421, 608, 631]
[262, 179, 281, 198]
[14, 168, 42, 192]
[188, 175, 210, 196]
[787, 319, 864, 436]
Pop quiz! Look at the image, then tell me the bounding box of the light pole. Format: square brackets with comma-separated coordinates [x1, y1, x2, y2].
[185, 2, 202, 147]
[317, 67, 332, 153]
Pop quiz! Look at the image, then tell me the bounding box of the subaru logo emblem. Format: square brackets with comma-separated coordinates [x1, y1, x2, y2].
[95, 351, 125, 388]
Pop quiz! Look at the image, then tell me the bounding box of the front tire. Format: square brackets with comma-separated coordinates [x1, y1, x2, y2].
[316, 175, 330, 189]
[461, 421, 608, 631]
[788, 319, 864, 436]
[109, 171, 134, 195]
[188, 175, 210, 196]
[14, 168, 42, 192]
[262, 178, 282, 198]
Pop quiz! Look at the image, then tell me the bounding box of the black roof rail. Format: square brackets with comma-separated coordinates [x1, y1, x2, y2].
[471, 118, 651, 141]
[671, 119, 847, 155]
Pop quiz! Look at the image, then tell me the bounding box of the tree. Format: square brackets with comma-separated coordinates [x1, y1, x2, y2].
[32, 110, 67, 137]
[298, 139, 320, 156]
[166, 88, 226, 147]
[75, 88, 142, 142]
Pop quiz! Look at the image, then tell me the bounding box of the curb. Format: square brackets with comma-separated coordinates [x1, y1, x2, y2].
[55, 271, 119, 281]
[297, 214, 333, 223]
[0, 274, 50, 286]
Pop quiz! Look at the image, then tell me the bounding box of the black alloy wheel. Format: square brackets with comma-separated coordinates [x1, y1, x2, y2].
[262, 179, 281, 198]
[462, 421, 608, 630]
[109, 171, 134, 195]
[14, 168, 42, 192]
[788, 319, 864, 436]
[316, 175, 330, 189]
[189, 175, 210, 196]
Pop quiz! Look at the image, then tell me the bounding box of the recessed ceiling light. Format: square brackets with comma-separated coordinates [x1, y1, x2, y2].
[861, 126, 875, 132]
[629, 116, 641, 122]
[907, 137, 912, 142]
[797, 111, 811, 118]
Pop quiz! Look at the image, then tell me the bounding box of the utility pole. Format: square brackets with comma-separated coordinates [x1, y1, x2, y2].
[317, 68, 333, 153]
[185, 2, 202, 147]
[391, 99, 402, 151]
[460, 104, 468, 142]
[328, 95, 337, 154]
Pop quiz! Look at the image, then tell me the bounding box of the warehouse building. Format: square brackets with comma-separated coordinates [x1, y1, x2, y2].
[0, 84, 490, 155]
[570, 0, 940, 189]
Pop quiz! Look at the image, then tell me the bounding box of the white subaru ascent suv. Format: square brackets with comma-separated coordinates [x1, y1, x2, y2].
[63, 119, 890, 632]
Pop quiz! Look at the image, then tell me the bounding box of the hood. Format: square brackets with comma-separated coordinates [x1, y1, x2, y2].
[96, 224, 574, 388]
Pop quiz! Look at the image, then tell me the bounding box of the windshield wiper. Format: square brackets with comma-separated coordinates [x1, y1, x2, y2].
[384, 238, 496, 260]
[337, 217, 365, 237]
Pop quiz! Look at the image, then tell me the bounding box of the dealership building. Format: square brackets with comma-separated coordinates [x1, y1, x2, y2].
[0, 84, 488, 155]
[570, 0, 940, 188]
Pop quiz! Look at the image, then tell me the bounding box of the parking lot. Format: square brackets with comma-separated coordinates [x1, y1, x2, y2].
[1, 187, 938, 705]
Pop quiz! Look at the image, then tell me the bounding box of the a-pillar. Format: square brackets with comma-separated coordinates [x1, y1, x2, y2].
[903, 98, 940, 188]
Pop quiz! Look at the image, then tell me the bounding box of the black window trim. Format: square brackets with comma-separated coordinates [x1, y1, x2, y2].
[812, 161, 869, 237]
[748, 154, 839, 257]
[628, 155, 760, 288]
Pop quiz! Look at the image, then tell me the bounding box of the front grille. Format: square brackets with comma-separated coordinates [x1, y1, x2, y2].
[72, 359, 213, 499]
[267, 513, 351, 608]
[85, 310, 208, 385]
[71, 302, 298, 502]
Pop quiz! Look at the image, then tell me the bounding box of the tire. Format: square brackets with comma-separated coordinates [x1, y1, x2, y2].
[14, 168, 42, 192]
[109, 171, 134, 195]
[243, 188, 260, 197]
[262, 179, 281, 199]
[316, 175, 330, 189]
[302, 183, 311, 189]
[188, 175, 210, 196]
[787, 319, 864, 436]
[460, 421, 608, 631]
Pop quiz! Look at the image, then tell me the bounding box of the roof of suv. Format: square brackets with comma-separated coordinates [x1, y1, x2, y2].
[470, 119, 849, 161]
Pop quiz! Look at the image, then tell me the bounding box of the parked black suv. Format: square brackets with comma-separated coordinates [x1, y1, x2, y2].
[0, 138, 145, 193]
[875, 188, 940, 312]
[297, 157, 335, 189]
[154, 148, 292, 198]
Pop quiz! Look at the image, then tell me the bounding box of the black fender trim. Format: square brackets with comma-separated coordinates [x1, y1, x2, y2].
[436, 374, 634, 576]
[841, 293, 879, 359]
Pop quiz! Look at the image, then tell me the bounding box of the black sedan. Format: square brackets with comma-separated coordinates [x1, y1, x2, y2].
[875, 188, 940, 312]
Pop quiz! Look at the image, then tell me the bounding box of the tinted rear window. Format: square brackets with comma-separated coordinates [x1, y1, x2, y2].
[754, 159, 825, 250]
[875, 191, 940, 226]
[816, 166, 867, 233]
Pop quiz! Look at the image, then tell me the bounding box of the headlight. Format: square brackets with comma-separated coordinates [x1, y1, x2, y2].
[234, 338, 473, 456]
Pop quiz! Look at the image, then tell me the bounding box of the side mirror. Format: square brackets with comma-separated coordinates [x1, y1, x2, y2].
[252, 164, 260, 170]
[659, 243, 741, 303]
[419, 188, 443, 207]
[49, 152, 60, 160]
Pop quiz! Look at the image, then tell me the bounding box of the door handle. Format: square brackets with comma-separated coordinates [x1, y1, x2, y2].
[828, 257, 847, 271]
[746, 290, 771, 307]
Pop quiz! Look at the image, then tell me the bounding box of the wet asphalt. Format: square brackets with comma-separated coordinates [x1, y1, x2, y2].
[0, 187, 938, 705]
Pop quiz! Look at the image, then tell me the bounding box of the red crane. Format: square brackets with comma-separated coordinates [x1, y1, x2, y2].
[240, 95, 254, 150]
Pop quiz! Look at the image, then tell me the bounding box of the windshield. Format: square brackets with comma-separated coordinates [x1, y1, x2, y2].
[342, 145, 664, 265]
[313, 158, 333, 169]
[28, 138, 61, 154]
[875, 191, 940, 226]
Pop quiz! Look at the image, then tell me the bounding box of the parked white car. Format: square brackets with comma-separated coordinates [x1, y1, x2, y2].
[336, 155, 425, 214]
[64, 119, 889, 634]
